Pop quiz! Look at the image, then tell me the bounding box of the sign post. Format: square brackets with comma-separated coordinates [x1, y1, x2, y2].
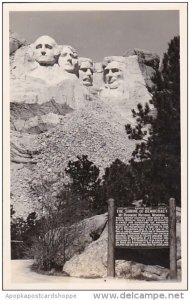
[107, 198, 115, 277]
[169, 198, 177, 279]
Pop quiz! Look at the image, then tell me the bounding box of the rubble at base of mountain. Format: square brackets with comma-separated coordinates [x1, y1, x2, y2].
[11, 99, 139, 217]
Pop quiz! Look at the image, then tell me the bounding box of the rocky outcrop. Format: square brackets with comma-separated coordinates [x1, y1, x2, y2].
[10, 44, 37, 79]
[124, 49, 160, 91]
[63, 208, 181, 280]
[9, 31, 27, 56]
[10, 101, 73, 134]
[124, 49, 160, 69]
[10, 71, 89, 133]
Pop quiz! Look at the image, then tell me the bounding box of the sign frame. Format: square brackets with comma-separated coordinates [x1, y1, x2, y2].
[107, 198, 177, 279]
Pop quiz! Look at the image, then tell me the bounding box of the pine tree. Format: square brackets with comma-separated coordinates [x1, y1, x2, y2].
[65, 155, 101, 199]
[101, 159, 139, 207]
[126, 36, 180, 206]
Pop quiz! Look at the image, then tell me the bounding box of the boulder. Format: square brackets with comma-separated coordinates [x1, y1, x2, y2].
[63, 226, 108, 278]
[63, 208, 181, 280]
[41, 213, 108, 267]
[63, 226, 170, 280]
[116, 262, 169, 280]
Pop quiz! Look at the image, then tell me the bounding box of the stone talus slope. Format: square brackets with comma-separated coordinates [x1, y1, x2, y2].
[11, 100, 137, 217]
[35, 100, 136, 178]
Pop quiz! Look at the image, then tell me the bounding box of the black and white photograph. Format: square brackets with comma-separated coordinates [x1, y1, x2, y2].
[2, 2, 188, 292]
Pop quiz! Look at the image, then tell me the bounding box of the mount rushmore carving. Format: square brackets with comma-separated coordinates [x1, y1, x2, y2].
[10, 34, 157, 121]
[10, 34, 159, 216]
[11, 34, 154, 92]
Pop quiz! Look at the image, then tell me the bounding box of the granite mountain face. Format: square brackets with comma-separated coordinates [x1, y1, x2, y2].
[10, 34, 159, 217]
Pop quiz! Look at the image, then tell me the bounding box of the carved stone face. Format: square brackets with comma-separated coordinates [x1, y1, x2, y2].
[33, 36, 58, 66]
[58, 46, 78, 73]
[79, 61, 93, 86]
[104, 61, 124, 89]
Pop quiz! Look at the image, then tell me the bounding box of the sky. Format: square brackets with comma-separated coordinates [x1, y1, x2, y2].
[10, 10, 179, 62]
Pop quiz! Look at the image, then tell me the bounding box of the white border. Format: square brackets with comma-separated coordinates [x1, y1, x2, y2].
[2, 2, 188, 291]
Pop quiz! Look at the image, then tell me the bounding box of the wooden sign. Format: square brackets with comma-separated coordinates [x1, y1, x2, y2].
[115, 207, 169, 248]
[107, 198, 177, 279]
